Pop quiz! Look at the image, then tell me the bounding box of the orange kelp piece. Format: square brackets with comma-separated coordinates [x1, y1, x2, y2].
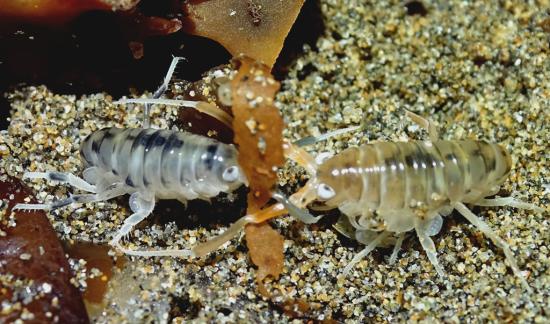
[245, 222, 284, 286]
[184, 0, 306, 67]
[231, 56, 284, 210]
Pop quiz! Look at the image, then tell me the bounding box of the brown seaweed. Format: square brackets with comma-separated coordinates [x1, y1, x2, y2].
[184, 0, 306, 67]
[0, 176, 89, 323]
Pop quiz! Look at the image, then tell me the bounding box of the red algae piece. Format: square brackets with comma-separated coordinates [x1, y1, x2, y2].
[184, 0, 306, 67]
[0, 176, 89, 323]
[0, 0, 136, 24]
[231, 56, 285, 210]
[118, 10, 183, 59]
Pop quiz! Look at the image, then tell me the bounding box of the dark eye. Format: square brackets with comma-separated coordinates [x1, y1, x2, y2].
[317, 183, 335, 200]
[222, 166, 239, 182]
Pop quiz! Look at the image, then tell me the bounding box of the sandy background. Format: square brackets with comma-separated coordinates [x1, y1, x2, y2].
[1, 0, 549, 322]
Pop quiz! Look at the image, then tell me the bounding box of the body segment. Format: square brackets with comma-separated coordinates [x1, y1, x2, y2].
[318, 140, 512, 233]
[15, 127, 246, 257]
[80, 127, 243, 200]
[192, 111, 542, 292]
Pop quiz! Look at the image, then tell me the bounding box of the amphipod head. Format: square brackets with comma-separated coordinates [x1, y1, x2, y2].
[204, 143, 247, 192]
[283, 143, 341, 209]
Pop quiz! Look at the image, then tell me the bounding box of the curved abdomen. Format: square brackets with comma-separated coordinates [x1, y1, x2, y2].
[318, 140, 512, 211]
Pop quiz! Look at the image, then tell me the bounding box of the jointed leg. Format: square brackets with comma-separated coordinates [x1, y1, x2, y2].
[13, 182, 127, 211]
[108, 192, 193, 258]
[191, 202, 289, 258]
[115, 99, 233, 129]
[114, 56, 234, 129]
[145, 56, 182, 128]
[273, 188, 321, 224]
[283, 142, 318, 175]
[292, 125, 361, 147]
[342, 231, 390, 276]
[476, 197, 544, 212]
[454, 202, 532, 292]
[113, 56, 182, 128]
[415, 216, 445, 277]
[23, 171, 96, 192]
[405, 110, 439, 141]
[389, 233, 406, 265]
[109, 192, 155, 250]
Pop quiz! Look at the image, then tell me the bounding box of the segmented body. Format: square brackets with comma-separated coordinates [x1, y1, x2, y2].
[318, 140, 511, 232]
[191, 112, 540, 290]
[80, 127, 245, 201]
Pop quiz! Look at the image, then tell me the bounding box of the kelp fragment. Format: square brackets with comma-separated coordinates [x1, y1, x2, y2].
[231, 56, 285, 210]
[184, 0, 306, 67]
[230, 56, 285, 291]
[244, 222, 284, 294]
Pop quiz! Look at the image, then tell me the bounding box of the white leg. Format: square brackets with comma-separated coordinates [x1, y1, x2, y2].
[476, 197, 544, 212]
[342, 231, 390, 276]
[389, 233, 406, 265]
[13, 182, 128, 211]
[145, 56, 183, 128]
[109, 192, 154, 247]
[405, 110, 439, 141]
[293, 125, 361, 147]
[23, 171, 96, 192]
[415, 216, 445, 277]
[272, 191, 321, 224]
[455, 202, 532, 292]
[121, 248, 194, 258]
[114, 56, 183, 128]
[111, 192, 194, 258]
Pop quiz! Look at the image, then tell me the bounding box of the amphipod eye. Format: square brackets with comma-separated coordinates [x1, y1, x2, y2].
[317, 183, 336, 200]
[222, 166, 240, 182]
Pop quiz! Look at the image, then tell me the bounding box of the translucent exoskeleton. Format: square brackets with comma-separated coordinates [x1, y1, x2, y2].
[192, 111, 544, 292]
[14, 57, 247, 258]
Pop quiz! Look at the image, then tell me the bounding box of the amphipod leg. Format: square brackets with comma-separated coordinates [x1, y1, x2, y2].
[116, 98, 234, 129]
[191, 202, 289, 258]
[114, 56, 182, 128]
[110, 192, 194, 258]
[342, 231, 390, 276]
[405, 110, 440, 142]
[191, 180, 321, 258]
[292, 125, 361, 147]
[283, 142, 318, 175]
[455, 202, 532, 292]
[145, 56, 182, 128]
[389, 233, 406, 265]
[23, 171, 96, 192]
[114, 56, 235, 129]
[109, 192, 154, 248]
[415, 215, 445, 277]
[13, 181, 127, 211]
[476, 197, 544, 212]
